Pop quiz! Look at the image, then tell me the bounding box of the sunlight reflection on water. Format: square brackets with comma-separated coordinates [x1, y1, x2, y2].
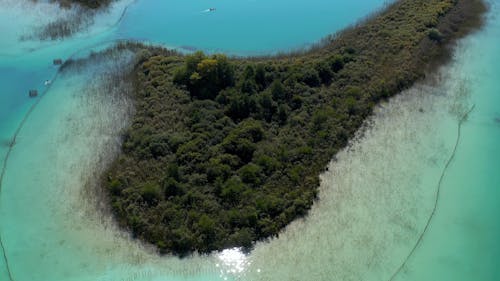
[216, 248, 251, 280]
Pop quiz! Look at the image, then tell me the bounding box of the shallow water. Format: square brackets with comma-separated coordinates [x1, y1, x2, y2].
[391, 4, 500, 280]
[0, 0, 499, 280]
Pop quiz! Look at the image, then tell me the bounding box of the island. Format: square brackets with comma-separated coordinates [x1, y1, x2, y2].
[102, 0, 486, 256]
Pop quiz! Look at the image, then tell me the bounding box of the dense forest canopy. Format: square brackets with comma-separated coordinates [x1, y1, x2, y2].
[104, 0, 486, 256]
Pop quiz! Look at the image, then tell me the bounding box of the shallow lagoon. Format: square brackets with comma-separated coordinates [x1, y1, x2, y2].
[0, 0, 499, 280]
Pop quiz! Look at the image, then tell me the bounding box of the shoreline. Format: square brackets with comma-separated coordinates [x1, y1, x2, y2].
[0, 0, 496, 280]
[102, 0, 488, 256]
[245, 54, 470, 281]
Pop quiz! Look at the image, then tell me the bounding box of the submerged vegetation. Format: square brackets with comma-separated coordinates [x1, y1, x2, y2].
[54, 0, 112, 9]
[31, 11, 93, 40]
[24, 0, 112, 41]
[104, 0, 486, 255]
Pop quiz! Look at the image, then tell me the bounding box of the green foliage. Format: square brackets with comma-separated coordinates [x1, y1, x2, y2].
[105, 0, 483, 256]
[222, 119, 263, 163]
[270, 80, 286, 101]
[174, 52, 235, 99]
[140, 183, 162, 205]
[108, 178, 122, 195]
[220, 176, 246, 202]
[163, 177, 185, 197]
[301, 67, 321, 87]
[238, 163, 262, 185]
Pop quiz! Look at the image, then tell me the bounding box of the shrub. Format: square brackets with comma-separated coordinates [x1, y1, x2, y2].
[301, 67, 321, 87]
[428, 28, 444, 42]
[238, 163, 262, 185]
[270, 80, 286, 101]
[140, 183, 162, 205]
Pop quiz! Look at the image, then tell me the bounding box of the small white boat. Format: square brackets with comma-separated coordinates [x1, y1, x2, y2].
[44, 80, 51, 86]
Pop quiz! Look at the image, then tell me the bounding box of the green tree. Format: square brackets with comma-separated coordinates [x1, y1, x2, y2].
[238, 163, 262, 185]
[221, 176, 246, 202]
[140, 182, 162, 205]
[174, 52, 235, 99]
[270, 80, 286, 101]
[255, 64, 267, 90]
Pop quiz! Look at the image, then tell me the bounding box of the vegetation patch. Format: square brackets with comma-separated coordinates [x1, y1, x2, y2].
[104, 0, 486, 256]
[54, 0, 112, 9]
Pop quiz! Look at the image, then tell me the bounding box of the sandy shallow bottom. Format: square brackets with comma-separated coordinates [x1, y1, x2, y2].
[0, 49, 477, 281]
[391, 3, 500, 280]
[0, 0, 499, 281]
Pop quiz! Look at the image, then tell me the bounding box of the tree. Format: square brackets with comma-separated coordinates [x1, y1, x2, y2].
[270, 80, 286, 101]
[222, 119, 264, 163]
[259, 92, 276, 122]
[301, 67, 321, 87]
[198, 214, 216, 236]
[140, 182, 162, 205]
[220, 176, 246, 202]
[163, 177, 185, 197]
[238, 163, 262, 185]
[255, 64, 267, 90]
[428, 28, 443, 42]
[277, 104, 289, 125]
[328, 54, 345, 72]
[316, 61, 334, 84]
[225, 90, 257, 121]
[174, 52, 235, 99]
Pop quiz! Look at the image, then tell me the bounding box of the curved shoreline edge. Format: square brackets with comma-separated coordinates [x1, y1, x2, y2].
[0, 0, 489, 278]
[102, 0, 488, 256]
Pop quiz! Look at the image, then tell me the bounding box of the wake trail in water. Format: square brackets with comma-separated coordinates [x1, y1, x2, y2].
[200, 8, 217, 14]
[388, 104, 476, 281]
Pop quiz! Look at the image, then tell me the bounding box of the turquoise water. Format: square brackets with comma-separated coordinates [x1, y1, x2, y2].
[116, 0, 388, 54]
[392, 5, 500, 280]
[0, 0, 499, 280]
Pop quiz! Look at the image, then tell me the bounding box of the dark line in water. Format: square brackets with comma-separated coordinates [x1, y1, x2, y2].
[114, 0, 136, 28]
[388, 104, 475, 281]
[0, 235, 13, 281]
